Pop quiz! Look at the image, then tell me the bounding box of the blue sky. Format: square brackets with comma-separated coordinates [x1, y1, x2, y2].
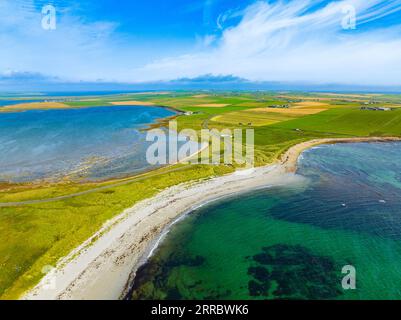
[2, 0, 401, 87]
[46, 0, 255, 39]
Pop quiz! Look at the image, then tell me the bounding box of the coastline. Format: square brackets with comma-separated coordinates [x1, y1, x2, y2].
[0, 100, 183, 117]
[280, 136, 401, 173]
[22, 136, 401, 300]
[0, 103, 182, 189]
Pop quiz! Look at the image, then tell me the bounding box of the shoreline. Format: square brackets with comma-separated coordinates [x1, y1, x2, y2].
[280, 136, 401, 173]
[22, 136, 401, 300]
[0, 100, 182, 117]
[0, 103, 182, 190]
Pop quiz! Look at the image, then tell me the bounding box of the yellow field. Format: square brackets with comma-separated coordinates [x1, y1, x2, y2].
[254, 107, 328, 115]
[212, 109, 302, 126]
[235, 102, 268, 107]
[210, 103, 330, 126]
[0, 102, 69, 112]
[292, 101, 329, 108]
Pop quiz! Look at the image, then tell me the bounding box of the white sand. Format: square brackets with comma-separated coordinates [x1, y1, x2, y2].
[24, 164, 301, 300]
[23, 136, 401, 300]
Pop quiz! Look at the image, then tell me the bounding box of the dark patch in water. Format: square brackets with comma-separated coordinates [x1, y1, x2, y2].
[130, 244, 342, 300]
[248, 245, 342, 300]
[129, 252, 206, 300]
[248, 280, 270, 297]
[248, 266, 270, 282]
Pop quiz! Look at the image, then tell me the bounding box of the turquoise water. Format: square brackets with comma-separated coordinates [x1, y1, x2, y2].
[0, 106, 175, 182]
[130, 142, 401, 300]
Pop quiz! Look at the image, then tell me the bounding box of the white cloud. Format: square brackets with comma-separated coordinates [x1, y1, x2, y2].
[0, 0, 151, 82]
[134, 0, 401, 86]
[2, 0, 401, 86]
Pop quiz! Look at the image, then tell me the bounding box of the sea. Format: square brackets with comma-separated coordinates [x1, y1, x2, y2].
[129, 142, 401, 300]
[0, 105, 178, 182]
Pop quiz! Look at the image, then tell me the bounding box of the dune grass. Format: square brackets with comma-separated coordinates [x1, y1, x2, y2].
[0, 164, 233, 299]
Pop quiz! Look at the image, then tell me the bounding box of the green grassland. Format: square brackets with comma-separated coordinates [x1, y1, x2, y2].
[64, 100, 113, 107]
[0, 164, 233, 299]
[1, 91, 401, 299]
[274, 107, 401, 136]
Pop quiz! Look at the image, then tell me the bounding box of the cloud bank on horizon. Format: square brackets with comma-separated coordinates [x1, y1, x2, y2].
[2, 0, 401, 87]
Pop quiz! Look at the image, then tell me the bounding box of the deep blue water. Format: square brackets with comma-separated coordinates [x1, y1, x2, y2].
[0, 106, 175, 182]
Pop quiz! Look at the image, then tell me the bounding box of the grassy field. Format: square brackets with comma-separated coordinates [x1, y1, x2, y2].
[0, 164, 233, 299]
[1, 91, 401, 299]
[274, 107, 401, 136]
[212, 109, 304, 126]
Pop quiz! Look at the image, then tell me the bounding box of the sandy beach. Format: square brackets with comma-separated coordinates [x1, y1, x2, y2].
[22, 136, 401, 300]
[280, 136, 401, 173]
[0, 102, 70, 113]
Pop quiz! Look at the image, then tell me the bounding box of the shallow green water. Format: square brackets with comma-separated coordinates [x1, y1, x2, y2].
[130, 142, 401, 300]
